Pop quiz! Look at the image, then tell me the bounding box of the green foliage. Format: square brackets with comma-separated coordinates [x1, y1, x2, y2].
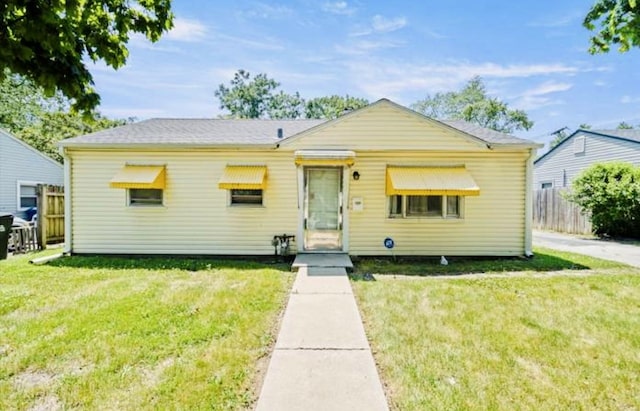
[215, 70, 369, 119]
[411, 76, 533, 133]
[579, 123, 592, 130]
[584, 0, 640, 53]
[0, 71, 129, 162]
[0, 0, 173, 112]
[305, 95, 369, 119]
[568, 162, 640, 238]
[617, 121, 634, 129]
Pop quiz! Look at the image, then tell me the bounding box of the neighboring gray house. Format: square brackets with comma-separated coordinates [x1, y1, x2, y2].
[0, 129, 64, 219]
[534, 129, 640, 189]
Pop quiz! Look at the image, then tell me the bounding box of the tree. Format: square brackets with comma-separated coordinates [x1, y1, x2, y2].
[0, 71, 129, 162]
[411, 76, 533, 134]
[215, 70, 370, 119]
[584, 0, 640, 53]
[215, 70, 282, 119]
[0, 0, 173, 112]
[579, 123, 592, 129]
[305, 95, 369, 119]
[549, 127, 569, 149]
[617, 121, 634, 129]
[568, 162, 640, 238]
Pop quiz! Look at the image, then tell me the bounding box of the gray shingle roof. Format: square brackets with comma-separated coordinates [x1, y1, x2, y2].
[60, 118, 326, 146]
[589, 129, 640, 143]
[441, 120, 536, 145]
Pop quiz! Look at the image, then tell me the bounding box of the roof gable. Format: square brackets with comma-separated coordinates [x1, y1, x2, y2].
[0, 128, 62, 168]
[279, 99, 534, 151]
[535, 129, 640, 164]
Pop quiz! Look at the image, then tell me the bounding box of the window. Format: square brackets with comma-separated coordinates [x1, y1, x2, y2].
[231, 189, 263, 205]
[129, 188, 163, 206]
[19, 184, 38, 209]
[389, 195, 462, 219]
[541, 182, 553, 189]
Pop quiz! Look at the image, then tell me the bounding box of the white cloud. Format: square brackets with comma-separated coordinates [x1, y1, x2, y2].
[621, 95, 640, 104]
[239, 3, 294, 19]
[528, 11, 582, 28]
[513, 81, 573, 110]
[337, 59, 585, 103]
[335, 39, 405, 55]
[165, 18, 208, 42]
[351, 14, 407, 36]
[371, 15, 407, 33]
[323, 1, 356, 15]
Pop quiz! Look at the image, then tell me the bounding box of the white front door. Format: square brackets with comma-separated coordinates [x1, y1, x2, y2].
[303, 167, 343, 251]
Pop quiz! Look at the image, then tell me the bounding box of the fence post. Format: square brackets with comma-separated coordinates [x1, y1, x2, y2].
[36, 184, 47, 250]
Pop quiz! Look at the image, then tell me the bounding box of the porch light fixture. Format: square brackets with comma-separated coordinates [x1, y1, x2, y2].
[352, 171, 360, 180]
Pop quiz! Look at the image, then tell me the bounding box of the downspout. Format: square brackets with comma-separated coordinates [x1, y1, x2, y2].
[524, 147, 536, 257]
[62, 148, 72, 254]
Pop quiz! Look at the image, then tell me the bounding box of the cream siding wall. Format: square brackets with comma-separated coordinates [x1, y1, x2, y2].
[284, 104, 483, 151]
[534, 132, 640, 189]
[345, 151, 527, 256]
[70, 150, 299, 254]
[68, 103, 531, 256]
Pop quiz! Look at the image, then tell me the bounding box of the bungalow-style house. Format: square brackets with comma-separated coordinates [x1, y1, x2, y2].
[534, 129, 640, 189]
[0, 129, 64, 219]
[59, 99, 541, 257]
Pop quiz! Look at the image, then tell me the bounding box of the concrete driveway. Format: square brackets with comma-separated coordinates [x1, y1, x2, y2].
[533, 230, 640, 268]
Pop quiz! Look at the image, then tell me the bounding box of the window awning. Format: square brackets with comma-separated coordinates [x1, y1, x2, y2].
[110, 165, 166, 189]
[218, 166, 267, 190]
[294, 150, 355, 166]
[386, 166, 480, 196]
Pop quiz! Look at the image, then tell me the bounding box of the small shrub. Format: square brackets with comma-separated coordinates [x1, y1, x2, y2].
[567, 162, 640, 238]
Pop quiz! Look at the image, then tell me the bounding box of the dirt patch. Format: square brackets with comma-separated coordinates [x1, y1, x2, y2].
[13, 370, 57, 390]
[140, 357, 175, 387]
[28, 395, 62, 411]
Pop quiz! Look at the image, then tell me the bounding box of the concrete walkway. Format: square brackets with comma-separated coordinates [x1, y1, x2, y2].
[255, 266, 388, 411]
[533, 230, 640, 268]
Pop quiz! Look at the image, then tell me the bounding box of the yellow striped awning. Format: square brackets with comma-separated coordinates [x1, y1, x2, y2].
[218, 166, 267, 190]
[110, 165, 166, 189]
[386, 166, 480, 196]
[294, 150, 355, 166]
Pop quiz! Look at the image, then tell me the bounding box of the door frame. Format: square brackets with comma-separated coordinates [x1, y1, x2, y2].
[297, 165, 349, 253]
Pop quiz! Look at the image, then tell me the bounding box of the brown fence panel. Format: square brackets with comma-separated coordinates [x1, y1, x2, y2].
[36, 184, 65, 249]
[533, 188, 592, 235]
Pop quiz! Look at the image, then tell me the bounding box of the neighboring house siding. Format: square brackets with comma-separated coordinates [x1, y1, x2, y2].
[0, 130, 64, 217]
[70, 150, 299, 254]
[347, 151, 526, 256]
[534, 132, 640, 189]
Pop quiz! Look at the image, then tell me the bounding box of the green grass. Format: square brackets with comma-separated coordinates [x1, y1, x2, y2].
[352, 249, 640, 410]
[0, 252, 293, 410]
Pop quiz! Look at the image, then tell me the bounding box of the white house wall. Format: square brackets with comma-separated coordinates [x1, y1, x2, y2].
[534, 132, 640, 189]
[0, 130, 64, 217]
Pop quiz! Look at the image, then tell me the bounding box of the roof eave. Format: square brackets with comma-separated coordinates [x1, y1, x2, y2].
[59, 142, 278, 150]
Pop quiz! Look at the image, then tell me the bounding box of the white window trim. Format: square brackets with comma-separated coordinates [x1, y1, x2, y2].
[16, 180, 42, 211]
[127, 188, 164, 207]
[388, 195, 465, 219]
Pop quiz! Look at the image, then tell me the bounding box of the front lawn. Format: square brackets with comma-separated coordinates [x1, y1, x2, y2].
[352, 249, 640, 410]
[0, 253, 293, 410]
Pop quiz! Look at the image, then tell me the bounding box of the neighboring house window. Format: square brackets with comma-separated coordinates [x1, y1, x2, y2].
[389, 195, 462, 218]
[18, 183, 38, 209]
[20, 185, 37, 208]
[574, 136, 585, 154]
[231, 189, 263, 205]
[541, 182, 553, 189]
[129, 188, 163, 206]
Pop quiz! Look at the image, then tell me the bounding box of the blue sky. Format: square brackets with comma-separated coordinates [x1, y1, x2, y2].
[90, 0, 640, 149]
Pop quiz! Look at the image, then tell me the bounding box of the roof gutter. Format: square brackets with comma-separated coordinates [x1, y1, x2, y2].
[57, 142, 279, 150]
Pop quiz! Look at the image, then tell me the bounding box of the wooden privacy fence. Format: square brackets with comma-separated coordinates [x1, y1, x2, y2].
[533, 188, 592, 235]
[36, 184, 65, 248]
